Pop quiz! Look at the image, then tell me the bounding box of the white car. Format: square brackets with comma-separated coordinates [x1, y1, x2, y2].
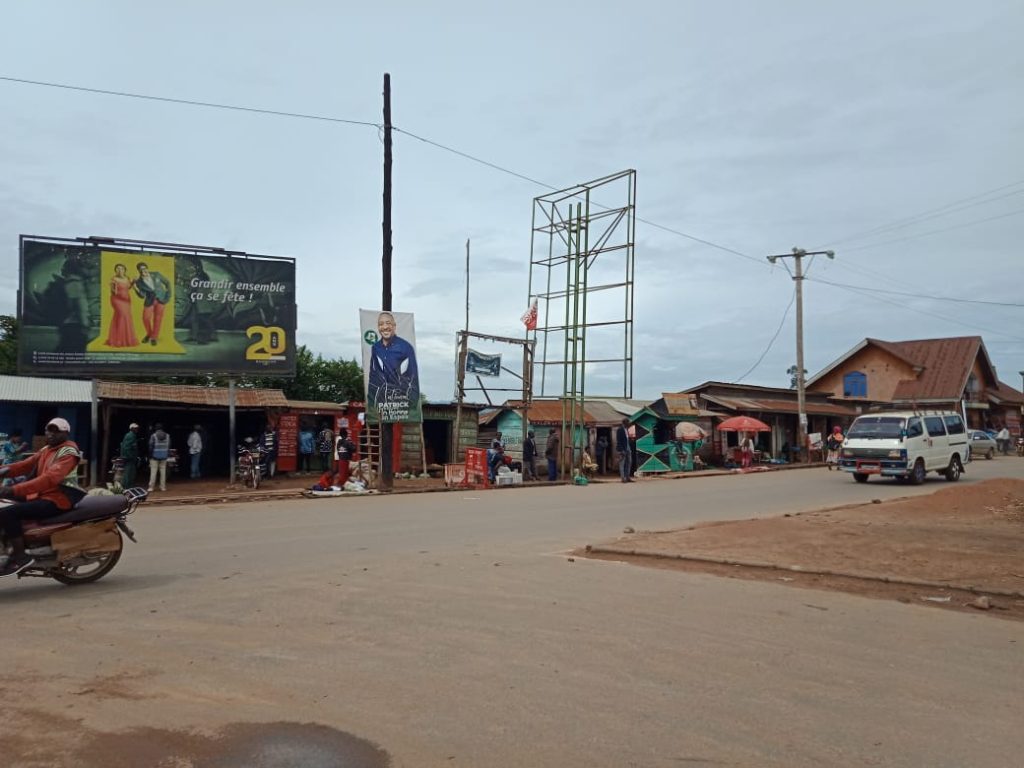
[838, 411, 969, 484]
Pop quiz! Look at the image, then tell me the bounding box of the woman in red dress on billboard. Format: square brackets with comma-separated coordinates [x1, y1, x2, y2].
[105, 263, 138, 347]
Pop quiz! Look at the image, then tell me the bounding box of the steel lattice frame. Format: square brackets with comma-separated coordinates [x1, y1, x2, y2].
[526, 170, 636, 477]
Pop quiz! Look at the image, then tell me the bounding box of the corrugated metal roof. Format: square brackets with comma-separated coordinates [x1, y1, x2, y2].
[661, 393, 701, 415]
[286, 399, 348, 412]
[702, 394, 858, 417]
[97, 381, 288, 407]
[0, 375, 92, 403]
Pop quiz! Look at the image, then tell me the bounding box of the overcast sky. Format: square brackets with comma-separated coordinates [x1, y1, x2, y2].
[2, 1, 1023, 401]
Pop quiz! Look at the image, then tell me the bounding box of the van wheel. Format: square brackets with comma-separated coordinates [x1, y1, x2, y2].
[985, 448, 994, 460]
[853, 472, 869, 483]
[908, 459, 926, 485]
[944, 456, 962, 482]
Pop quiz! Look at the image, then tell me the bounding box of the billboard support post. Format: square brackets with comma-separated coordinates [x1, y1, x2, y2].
[228, 379, 236, 486]
[89, 379, 98, 488]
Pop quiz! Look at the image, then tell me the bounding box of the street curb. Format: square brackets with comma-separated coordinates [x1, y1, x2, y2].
[583, 545, 1024, 599]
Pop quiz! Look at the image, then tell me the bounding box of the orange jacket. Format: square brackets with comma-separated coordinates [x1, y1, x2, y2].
[3, 440, 82, 510]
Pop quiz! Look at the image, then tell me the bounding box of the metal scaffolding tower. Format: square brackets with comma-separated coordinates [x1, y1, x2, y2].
[527, 170, 637, 477]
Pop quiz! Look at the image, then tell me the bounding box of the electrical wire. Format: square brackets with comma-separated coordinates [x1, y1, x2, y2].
[0, 75, 765, 269]
[823, 178, 1024, 247]
[0, 75, 382, 127]
[733, 288, 796, 383]
[808, 277, 1024, 308]
[825, 281, 1024, 342]
[393, 127, 765, 266]
[841, 207, 1024, 253]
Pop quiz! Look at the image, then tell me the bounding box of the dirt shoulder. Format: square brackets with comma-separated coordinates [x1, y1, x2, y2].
[580, 478, 1024, 620]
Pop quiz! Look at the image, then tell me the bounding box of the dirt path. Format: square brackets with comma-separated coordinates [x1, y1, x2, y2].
[581, 478, 1024, 620]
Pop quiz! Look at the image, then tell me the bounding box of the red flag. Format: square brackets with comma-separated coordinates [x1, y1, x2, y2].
[520, 298, 538, 330]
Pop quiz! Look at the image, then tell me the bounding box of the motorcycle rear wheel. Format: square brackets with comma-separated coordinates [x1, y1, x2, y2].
[50, 532, 123, 585]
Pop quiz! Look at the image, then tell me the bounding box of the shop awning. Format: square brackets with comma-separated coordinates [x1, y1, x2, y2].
[97, 381, 288, 408]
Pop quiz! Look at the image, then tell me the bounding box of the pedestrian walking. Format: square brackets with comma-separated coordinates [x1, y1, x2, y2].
[545, 429, 560, 481]
[148, 423, 171, 492]
[187, 424, 203, 479]
[825, 425, 844, 470]
[522, 430, 538, 480]
[117, 423, 140, 488]
[616, 418, 633, 482]
[740, 433, 755, 469]
[997, 426, 1010, 455]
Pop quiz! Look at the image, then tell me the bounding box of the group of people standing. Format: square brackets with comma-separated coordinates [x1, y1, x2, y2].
[118, 421, 209, 491]
[515, 420, 638, 483]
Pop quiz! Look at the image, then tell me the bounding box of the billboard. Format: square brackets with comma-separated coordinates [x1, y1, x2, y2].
[360, 309, 421, 423]
[466, 348, 501, 377]
[18, 237, 296, 376]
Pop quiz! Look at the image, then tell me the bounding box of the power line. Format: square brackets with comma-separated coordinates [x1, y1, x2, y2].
[823, 178, 1024, 247]
[0, 75, 382, 127]
[825, 280, 1024, 342]
[733, 288, 796, 383]
[394, 127, 765, 265]
[0, 75, 764, 268]
[842, 207, 1024, 253]
[808, 277, 1024, 308]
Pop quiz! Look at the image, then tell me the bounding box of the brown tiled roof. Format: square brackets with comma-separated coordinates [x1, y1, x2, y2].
[887, 337, 983, 401]
[863, 338, 924, 370]
[97, 381, 288, 407]
[990, 380, 1024, 405]
[701, 394, 859, 418]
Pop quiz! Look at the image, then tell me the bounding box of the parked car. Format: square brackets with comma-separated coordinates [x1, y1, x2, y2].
[967, 430, 997, 460]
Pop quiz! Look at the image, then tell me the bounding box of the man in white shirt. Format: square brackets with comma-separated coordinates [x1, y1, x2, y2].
[996, 426, 1010, 455]
[187, 424, 203, 479]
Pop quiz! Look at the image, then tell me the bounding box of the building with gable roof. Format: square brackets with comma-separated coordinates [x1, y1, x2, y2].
[807, 336, 1023, 432]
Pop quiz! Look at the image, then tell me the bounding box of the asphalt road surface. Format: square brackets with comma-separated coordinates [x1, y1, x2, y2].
[5, 459, 1023, 767]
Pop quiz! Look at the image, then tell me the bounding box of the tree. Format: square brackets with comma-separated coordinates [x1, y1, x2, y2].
[0, 315, 18, 375]
[247, 345, 363, 403]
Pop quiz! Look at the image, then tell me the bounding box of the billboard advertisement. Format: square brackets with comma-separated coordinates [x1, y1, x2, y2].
[359, 309, 421, 423]
[18, 237, 296, 376]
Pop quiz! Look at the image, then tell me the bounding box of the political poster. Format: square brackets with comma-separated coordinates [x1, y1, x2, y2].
[465, 349, 501, 377]
[18, 237, 296, 376]
[360, 309, 421, 423]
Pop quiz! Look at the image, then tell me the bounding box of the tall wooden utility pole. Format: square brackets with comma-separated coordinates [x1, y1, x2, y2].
[380, 73, 394, 490]
[766, 247, 835, 461]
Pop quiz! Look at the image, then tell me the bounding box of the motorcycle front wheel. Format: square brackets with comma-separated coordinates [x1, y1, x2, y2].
[50, 531, 123, 585]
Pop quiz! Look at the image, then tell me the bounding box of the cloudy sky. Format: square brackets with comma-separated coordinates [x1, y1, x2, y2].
[2, 1, 1022, 400]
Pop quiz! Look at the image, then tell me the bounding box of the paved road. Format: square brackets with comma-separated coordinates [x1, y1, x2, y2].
[4, 459, 1023, 767]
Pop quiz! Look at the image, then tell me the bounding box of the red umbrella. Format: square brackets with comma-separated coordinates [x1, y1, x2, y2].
[716, 415, 771, 432]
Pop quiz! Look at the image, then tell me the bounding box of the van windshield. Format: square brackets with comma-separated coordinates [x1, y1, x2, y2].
[847, 416, 905, 439]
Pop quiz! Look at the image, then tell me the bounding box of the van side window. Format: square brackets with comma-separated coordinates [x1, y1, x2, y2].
[924, 416, 947, 436]
[906, 418, 923, 437]
[943, 415, 965, 435]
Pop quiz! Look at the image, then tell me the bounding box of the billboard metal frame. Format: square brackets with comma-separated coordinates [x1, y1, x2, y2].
[525, 170, 637, 478]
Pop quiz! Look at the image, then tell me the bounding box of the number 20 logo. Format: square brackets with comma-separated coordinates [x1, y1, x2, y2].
[245, 325, 287, 360]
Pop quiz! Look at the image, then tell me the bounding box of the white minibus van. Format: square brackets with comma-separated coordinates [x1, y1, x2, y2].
[838, 411, 968, 484]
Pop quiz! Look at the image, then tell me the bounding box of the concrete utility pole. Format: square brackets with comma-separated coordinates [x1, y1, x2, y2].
[766, 247, 835, 460]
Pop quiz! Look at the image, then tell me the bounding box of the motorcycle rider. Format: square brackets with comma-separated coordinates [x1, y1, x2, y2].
[0, 418, 83, 577]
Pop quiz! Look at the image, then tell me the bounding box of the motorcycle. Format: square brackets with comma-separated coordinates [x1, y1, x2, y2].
[0, 487, 145, 585]
[1017, 437, 1024, 457]
[236, 444, 264, 489]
